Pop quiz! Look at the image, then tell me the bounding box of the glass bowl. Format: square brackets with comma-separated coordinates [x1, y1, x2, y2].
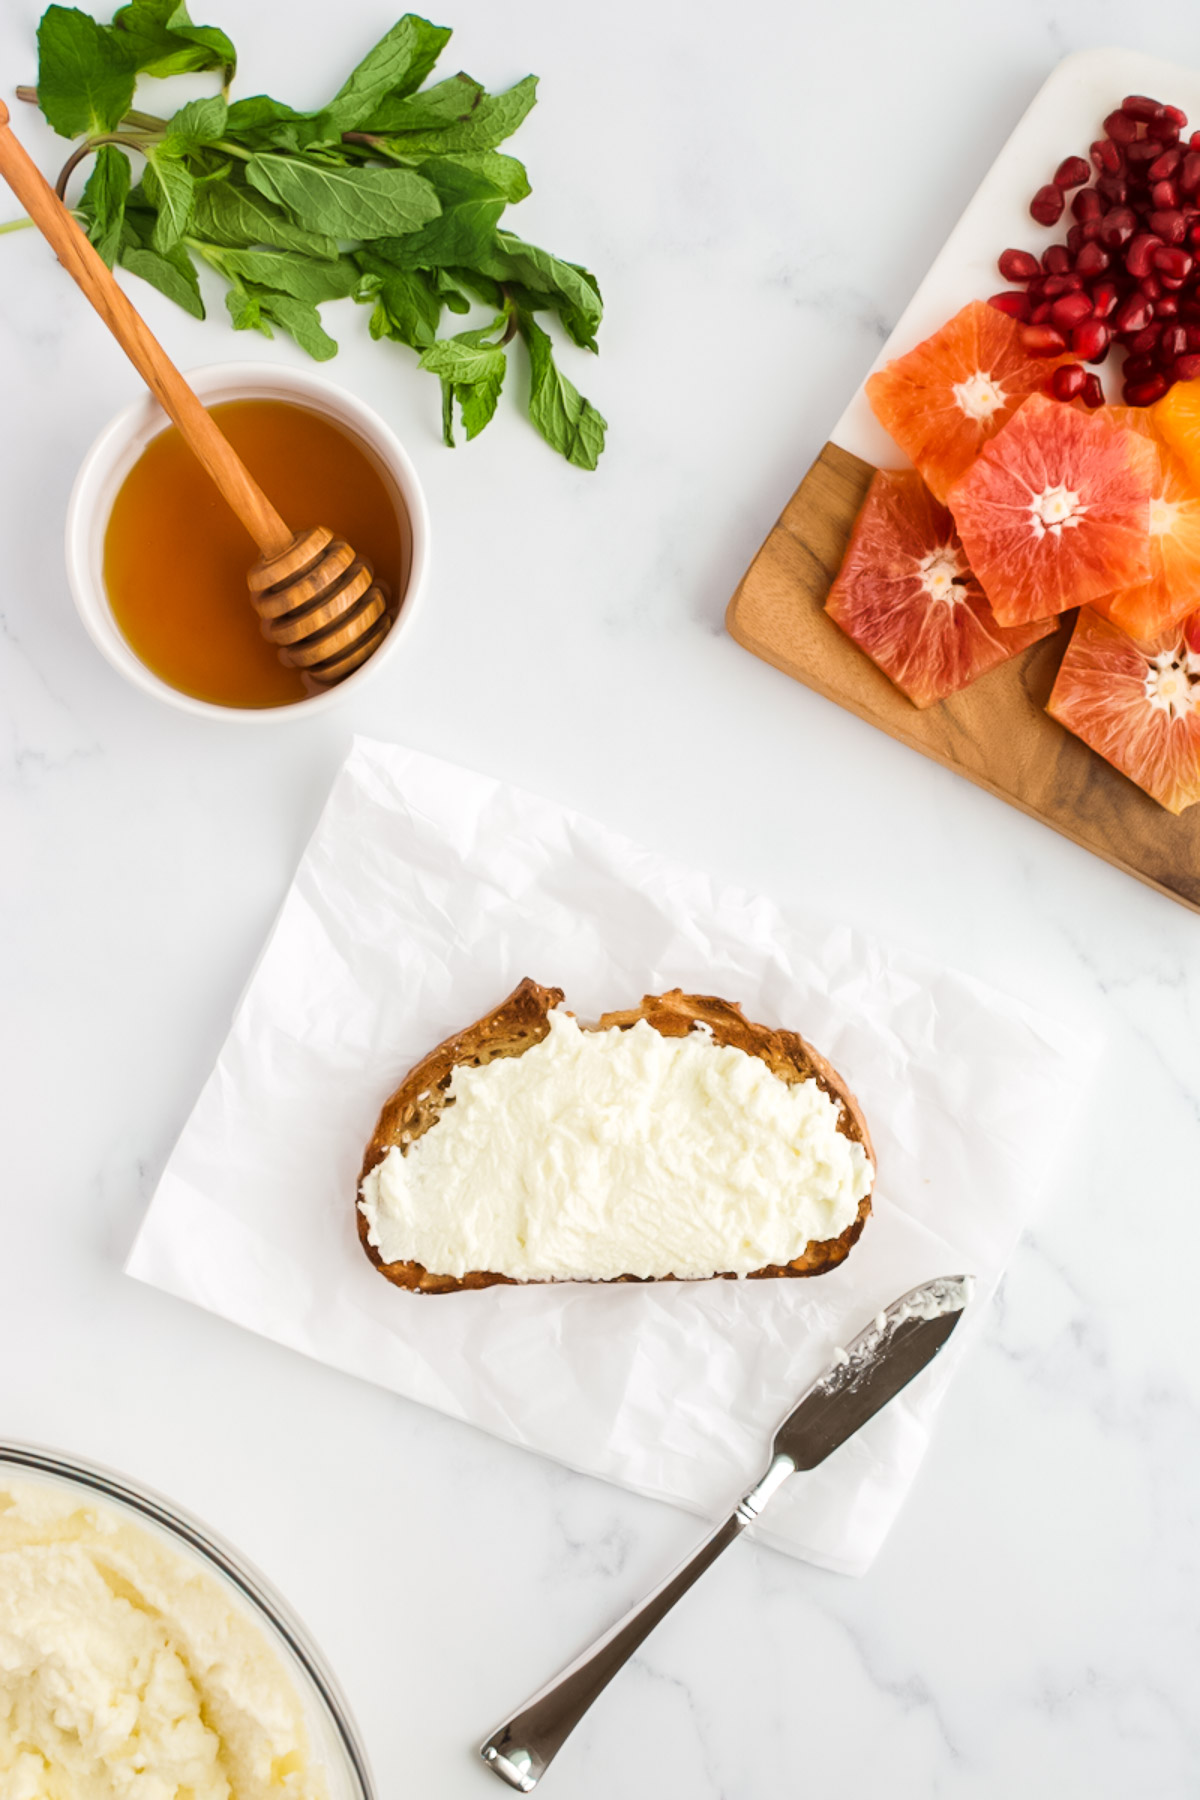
[0, 1440, 374, 1799]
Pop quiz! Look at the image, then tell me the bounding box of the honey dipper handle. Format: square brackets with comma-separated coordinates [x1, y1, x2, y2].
[0, 98, 293, 558]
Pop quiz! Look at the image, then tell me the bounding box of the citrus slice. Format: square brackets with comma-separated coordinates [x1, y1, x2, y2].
[865, 300, 1065, 502]
[947, 394, 1156, 626]
[1090, 406, 1200, 641]
[1154, 377, 1200, 490]
[825, 470, 1058, 708]
[1047, 606, 1200, 813]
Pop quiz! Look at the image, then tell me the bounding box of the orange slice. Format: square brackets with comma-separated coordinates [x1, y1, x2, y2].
[825, 470, 1058, 708]
[1090, 406, 1200, 642]
[1047, 606, 1200, 813]
[947, 394, 1156, 626]
[1155, 377, 1200, 491]
[865, 300, 1066, 502]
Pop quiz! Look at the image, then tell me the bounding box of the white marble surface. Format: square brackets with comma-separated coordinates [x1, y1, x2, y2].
[1, 0, 1199, 1794]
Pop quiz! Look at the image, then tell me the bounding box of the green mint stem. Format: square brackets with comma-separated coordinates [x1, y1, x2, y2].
[0, 216, 35, 235]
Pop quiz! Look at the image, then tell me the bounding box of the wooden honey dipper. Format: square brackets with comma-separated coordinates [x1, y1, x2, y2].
[0, 97, 391, 685]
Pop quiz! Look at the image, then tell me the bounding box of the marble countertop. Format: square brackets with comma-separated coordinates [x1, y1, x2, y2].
[2, 0, 1199, 1794]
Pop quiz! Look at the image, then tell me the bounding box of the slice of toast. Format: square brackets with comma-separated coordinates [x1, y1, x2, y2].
[357, 979, 874, 1294]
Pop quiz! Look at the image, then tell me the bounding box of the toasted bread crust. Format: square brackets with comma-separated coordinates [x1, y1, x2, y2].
[358, 979, 874, 1294]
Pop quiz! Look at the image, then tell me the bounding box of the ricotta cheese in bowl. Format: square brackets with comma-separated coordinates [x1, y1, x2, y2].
[359, 1010, 874, 1282]
[0, 1446, 372, 1800]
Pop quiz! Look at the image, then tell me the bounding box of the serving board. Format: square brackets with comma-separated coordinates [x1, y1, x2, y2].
[727, 48, 1200, 915]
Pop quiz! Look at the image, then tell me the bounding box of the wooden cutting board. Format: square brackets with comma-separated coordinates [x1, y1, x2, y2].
[726, 47, 1200, 916]
[726, 442, 1200, 913]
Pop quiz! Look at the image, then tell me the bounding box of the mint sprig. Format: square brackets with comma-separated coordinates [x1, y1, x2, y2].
[16, 4, 606, 467]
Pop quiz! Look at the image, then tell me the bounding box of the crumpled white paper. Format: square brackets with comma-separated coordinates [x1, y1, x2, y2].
[128, 738, 1096, 1574]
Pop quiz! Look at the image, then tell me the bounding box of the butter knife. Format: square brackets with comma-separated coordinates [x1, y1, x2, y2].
[480, 1273, 973, 1791]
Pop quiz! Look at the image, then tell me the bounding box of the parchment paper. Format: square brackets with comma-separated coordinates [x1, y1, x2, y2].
[128, 738, 1095, 1573]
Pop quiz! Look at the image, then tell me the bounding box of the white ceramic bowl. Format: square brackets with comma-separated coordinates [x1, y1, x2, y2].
[65, 362, 430, 722]
[1, 1441, 375, 1798]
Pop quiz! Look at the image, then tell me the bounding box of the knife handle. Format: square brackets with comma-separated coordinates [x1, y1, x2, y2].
[479, 1452, 796, 1791]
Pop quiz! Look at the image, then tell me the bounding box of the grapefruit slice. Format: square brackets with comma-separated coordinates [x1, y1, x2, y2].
[865, 300, 1065, 503]
[947, 394, 1156, 626]
[1091, 406, 1200, 642]
[1047, 606, 1200, 814]
[825, 470, 1058, 708]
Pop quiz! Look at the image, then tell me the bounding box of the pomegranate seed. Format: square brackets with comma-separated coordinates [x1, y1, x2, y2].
[1152, 179, 1180, 208]
[1147, 116, 1182, 145]
[1071, 186, 1105, 221]
[1123, 351, 1159, 380]
[1043, 273, 1083, 296]
[1157, 295, 1180, 319]
[1150, 148, 1183, 179]
[1125, 374, 1170, 403]
[1125, 232, 1163, 277]
[1189, 223, 1200, 247]
[1140, 273, 1164, 300]
[1042, 244, 1072, 275]
[1081, 373, 1105, 408]
[988, 291, 1032, 321]
[1123, 95, 1165, 122]
[1126, 327, 1161, 357]
[1104, 109, 1138, 144]
[1161, 323, 1189, 359]
[1092, 137, 1124, 175]
[1030, 301, 1052, 324]
[1174, 352, 1200, 379]
[1186, 325, 1200, 349]
[1090, 281, 1120, 319]
[1074, 241, 1110, 276]
[1079, 218, 1104, 244]
[1114, 292, 1154, 333]
[1127, 139, 1162, 170]
[1054, 154, 1090, 189]
[1149, 208, 1188, 242]
[1049, 363, 1088, 401]
[1095, 175, 1130, 205]
[1050, 290, 1093, 330]
[1031, 183, 1065, 226]
[1153, 245, 1193, 279]
[1066, 223, 1086, 254]
[998, 247, 1040, 281]
[1099, 206, 1138, 247]
[1183, 153, 1200, 195]
[1162, 103, 1189, 128]
[1071, 319, 1111, 361]
[1020, 323, 1068, 356]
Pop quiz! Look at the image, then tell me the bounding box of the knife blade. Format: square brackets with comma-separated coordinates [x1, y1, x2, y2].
[480, 1272, 974, 1792]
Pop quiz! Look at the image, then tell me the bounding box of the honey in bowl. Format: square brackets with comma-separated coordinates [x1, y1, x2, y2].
[103, 398, 410, 709]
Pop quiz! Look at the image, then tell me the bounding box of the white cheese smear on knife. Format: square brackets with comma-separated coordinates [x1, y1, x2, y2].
[359, 1012, 874, 1282]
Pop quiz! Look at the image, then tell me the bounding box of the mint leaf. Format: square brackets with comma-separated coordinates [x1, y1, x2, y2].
[311, 14, 452, 138]
[257, 292, 339, 359]
[430, 150, 530, 203]
[112, 0, 235, 78]
[37, 5, 137, 139]
[121, 241, 205, 317]
[246, 154, 441, 240]
[385, 74, 537, 153]
[420, 324, 506, 442]
[225, 283, 267, 334]
[143, 146, 194, 252]
[190, 181, 339, 259]
[223, 94, 310, 151]
[520, 314, 605, 469]
[358, 259, 443, 348]
[485, 232, 602, 350]
[164, 94, 227, 151]
[359, 70, 481, 132]
[373, 161, 504, 269]
[78, 144, 131, 267]
[208, 246, 359, 303]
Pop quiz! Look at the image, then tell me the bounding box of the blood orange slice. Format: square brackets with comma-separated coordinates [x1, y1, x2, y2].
[865, 300, 1065, 503]
[1154, 377, 1200, 490]
[1047, 606, 1200, 814]
[825, 470, 1057, 708]
[947, 394, 1156, 626]
[1091, 407, 1200, 642]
